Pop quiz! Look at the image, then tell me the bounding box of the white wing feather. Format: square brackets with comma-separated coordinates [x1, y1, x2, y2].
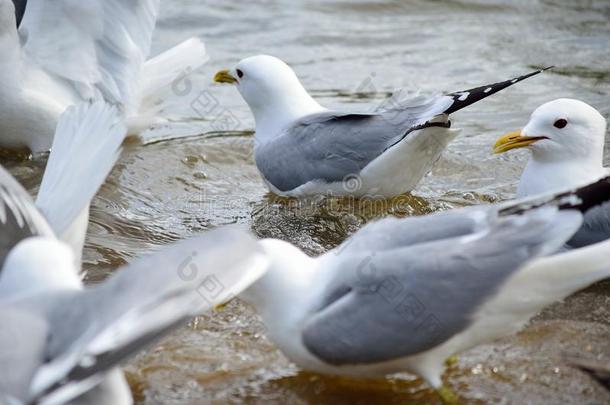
[35, 101, 126, 254]
[19, 0, 160, 108]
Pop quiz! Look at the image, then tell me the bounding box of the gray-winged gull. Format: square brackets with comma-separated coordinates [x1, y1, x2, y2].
[0, 170, 268, 404]
[494, 99, 609, 248]
[0, 0, 207, 152]
[214, 54, 550, 198]
[237, 176, 610, 402]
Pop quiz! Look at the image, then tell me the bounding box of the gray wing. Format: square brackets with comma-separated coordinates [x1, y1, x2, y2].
[255, 95, 452, 192]
[26, 227, 267, 403]
[302, 208, 582, 365]
[567, 202, 610, 248]
[0, 166, 54, 271]
[0, 306, 49, 403]
[336, 208, 483, 254]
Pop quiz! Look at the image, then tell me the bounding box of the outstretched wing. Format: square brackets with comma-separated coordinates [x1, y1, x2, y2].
[19, 0, 159, 108]
[28, 227, 268, 404]
[0, 166, 53, 271]
[35, 101, 126, 256]
[0, 306, 49, 403]
[303, 207, 581, 365]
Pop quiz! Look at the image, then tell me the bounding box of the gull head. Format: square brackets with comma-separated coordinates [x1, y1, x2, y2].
[494, 98, 607, 162]
[214, 55, 324, 139]
[0, 237, 81, 298]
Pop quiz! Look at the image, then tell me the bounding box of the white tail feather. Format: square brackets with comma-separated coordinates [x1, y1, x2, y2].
[36, 101, 126, 258]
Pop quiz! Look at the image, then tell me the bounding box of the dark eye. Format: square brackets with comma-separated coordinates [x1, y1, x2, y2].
[554, 118, 568, 129]
[236, 69, 244, 79]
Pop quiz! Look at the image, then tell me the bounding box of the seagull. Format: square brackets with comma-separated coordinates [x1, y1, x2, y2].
[237, 176, 610, 402]
[493, 98, 609, 247]
[214, 55, 550, 198]
[0, 150, 269, 403]
[0, 0, 207, 153]
[0, 230, 267, 405]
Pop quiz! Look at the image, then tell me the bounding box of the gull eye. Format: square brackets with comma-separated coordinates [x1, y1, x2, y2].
[236, 69, 244, 79]
[553, 118, 568, 129]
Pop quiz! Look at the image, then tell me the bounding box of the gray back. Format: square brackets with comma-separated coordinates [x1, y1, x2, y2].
[302, 208, 582, 365]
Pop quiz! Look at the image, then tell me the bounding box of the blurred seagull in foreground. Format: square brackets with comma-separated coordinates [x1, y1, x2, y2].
[0, 136, 268, 402]
[494, 99, 609, 247]
[0, 229, 267, 405]
[0, 0, 207, 153]
[214, 55, 550, 198]
[238, 176, 610, 402]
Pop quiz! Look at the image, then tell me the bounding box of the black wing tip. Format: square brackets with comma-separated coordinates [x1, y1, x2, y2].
[443, 65, 554, 115]
[500, 175, 610, 217]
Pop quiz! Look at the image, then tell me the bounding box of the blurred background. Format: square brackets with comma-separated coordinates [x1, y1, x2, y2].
[4, 0, 610, 403]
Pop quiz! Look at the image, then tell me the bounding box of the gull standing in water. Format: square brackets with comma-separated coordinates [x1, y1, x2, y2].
[0, 0, 207, 152]
[494, 98, 609, 247]
[214, 55, 550, 198]
[238, 176, 610, 402]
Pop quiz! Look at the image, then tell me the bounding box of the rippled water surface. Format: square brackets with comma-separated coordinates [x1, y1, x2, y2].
[4, 0, 610, 403]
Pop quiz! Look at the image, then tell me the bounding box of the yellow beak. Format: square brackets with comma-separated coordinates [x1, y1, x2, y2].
[214, 69, 237, 84]
[493, 130, 547, 154]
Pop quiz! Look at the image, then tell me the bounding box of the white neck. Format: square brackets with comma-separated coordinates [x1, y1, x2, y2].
[239, 239, 318, 320]
[517, 158, 607, 198]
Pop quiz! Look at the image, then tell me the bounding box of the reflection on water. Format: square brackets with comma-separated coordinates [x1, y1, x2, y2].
[2, 0, 610, 403]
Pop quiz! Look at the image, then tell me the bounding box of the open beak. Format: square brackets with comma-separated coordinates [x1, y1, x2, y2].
[493, 130, 548, 154]
[214, 69, 237, 84]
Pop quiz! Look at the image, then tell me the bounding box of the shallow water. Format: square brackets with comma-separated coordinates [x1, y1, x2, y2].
[4, 0, 610, 403]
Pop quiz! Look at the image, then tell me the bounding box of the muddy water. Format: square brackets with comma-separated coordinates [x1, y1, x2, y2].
[4, 0, 610, 403]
